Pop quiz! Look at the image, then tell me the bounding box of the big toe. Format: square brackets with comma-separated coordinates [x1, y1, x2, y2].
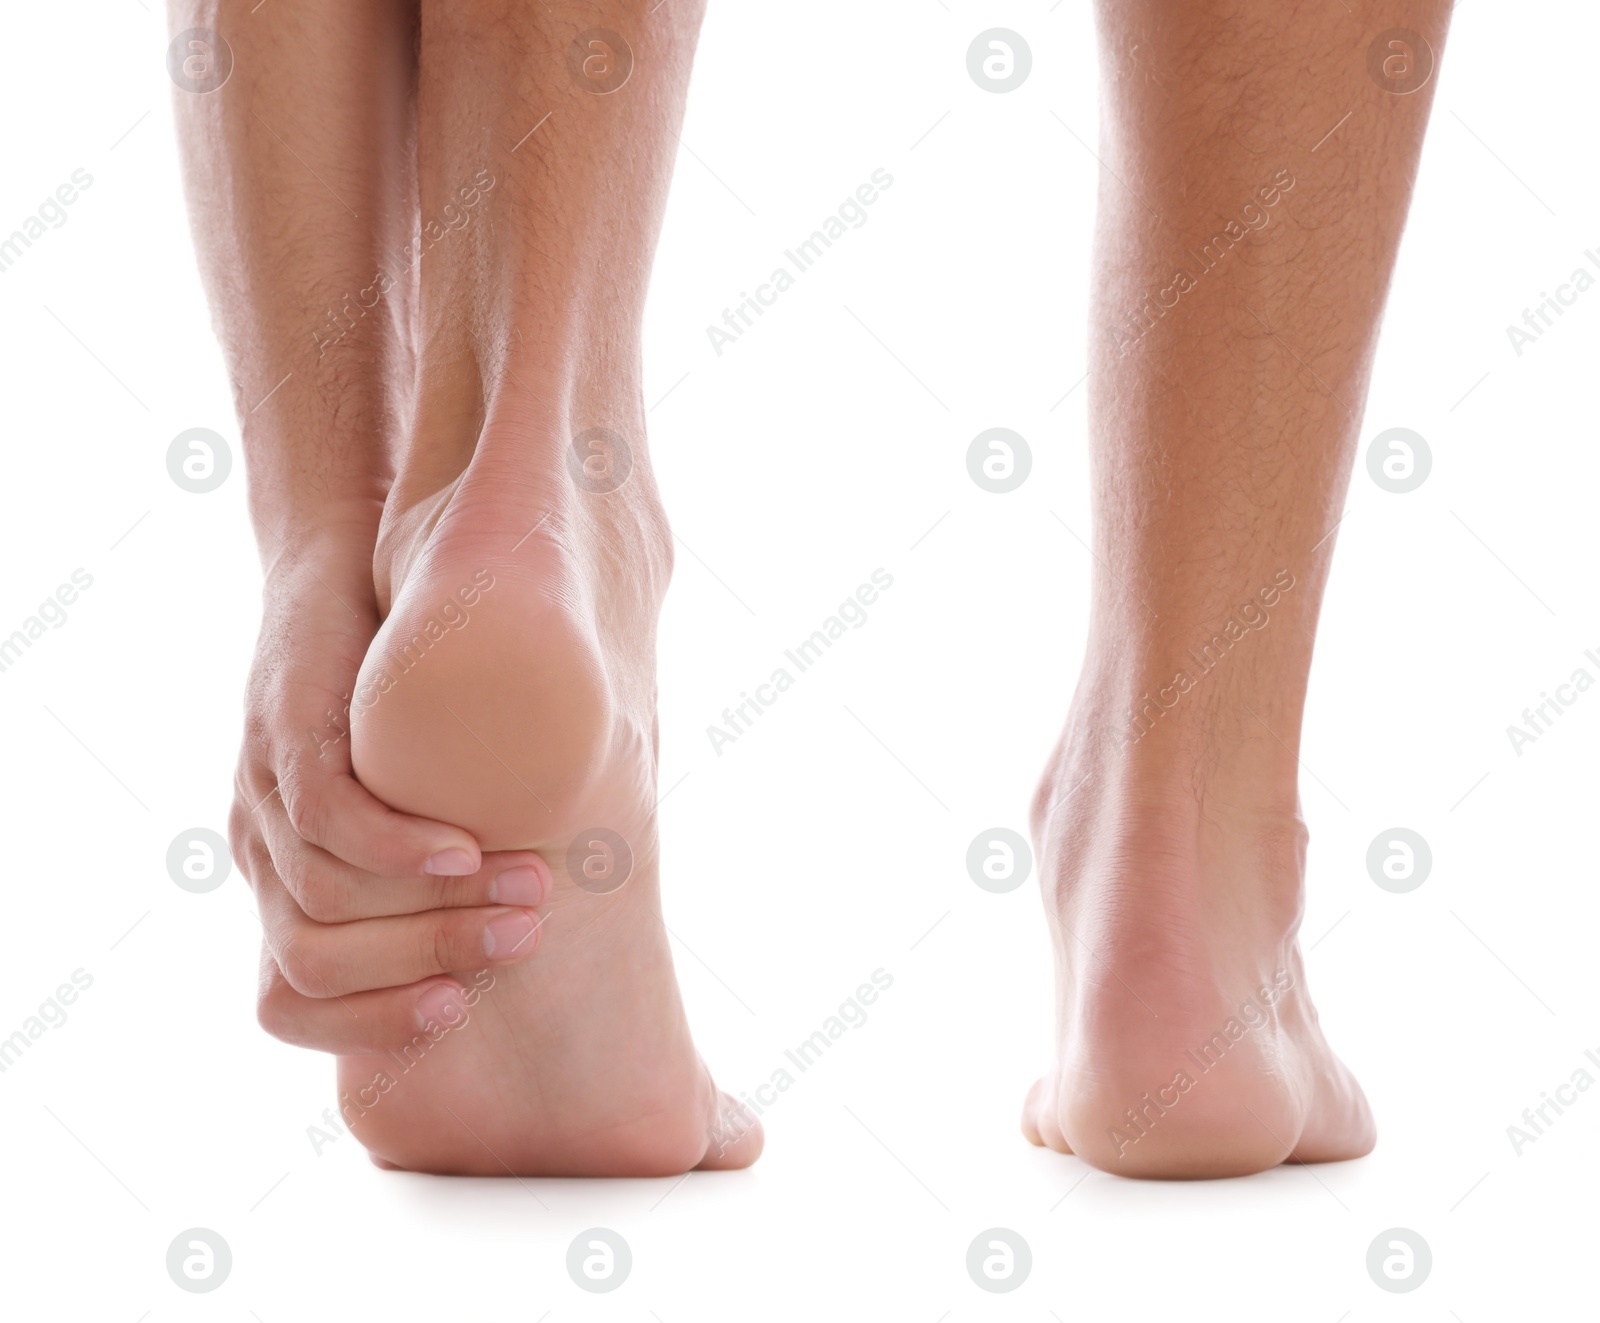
[696, 1090, 764, 1170]
[1291, 1057, 1377, 1164]
[1022, 1075, 1072, 1153]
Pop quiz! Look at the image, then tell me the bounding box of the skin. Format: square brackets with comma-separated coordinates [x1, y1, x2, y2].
[1021, 0, 1451, 1175]
[174, 0, 759, 1174]
[339, 0, 760, 1176]
[171, 0, 552, 1053]
[175, 0, 1448, 1179]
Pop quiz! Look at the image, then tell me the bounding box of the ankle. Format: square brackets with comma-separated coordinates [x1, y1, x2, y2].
[1053, 637, 1308, 792]
[381, 355, 665, 576]
[1034, 685, 1308, 902]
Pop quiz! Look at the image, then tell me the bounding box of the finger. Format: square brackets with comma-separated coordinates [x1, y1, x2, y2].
[254, 794, 550, 921]
[274, 755, 483, 878]
[259, 883, 543, 998]
[256, 956, 485, 1054]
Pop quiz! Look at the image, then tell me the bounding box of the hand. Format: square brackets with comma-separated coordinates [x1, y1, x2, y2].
[231, 538, 548, 1053]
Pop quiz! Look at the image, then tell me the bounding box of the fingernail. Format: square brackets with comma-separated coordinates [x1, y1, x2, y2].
[484, 909, 539, 959]
[416, 982, 467, 1032]
[492, 865, 545, 907]
[424, 847, 476, 876]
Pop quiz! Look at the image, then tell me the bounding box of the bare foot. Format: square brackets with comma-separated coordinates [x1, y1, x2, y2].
[340, 382, 760, 1176]
[1020, 701, 1375, 1179]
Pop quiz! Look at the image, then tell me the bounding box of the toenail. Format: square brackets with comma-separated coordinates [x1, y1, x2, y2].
[424, 847, 477, 877]
[491, 865, 545, 907]
[415, 982, 468, 1032]
[484, 908, 540, 959]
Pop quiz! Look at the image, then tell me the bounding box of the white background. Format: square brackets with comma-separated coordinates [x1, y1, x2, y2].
[1, 2, 1595, 1319]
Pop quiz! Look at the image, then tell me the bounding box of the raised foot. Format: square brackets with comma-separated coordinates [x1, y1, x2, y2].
[341, 408, 760, 1176]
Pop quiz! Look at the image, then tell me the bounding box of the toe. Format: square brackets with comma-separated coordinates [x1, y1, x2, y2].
[1039, 1110, 1073, 1155]
[1290, 1055, 1378, 1164]
[1023, 1074, 1073, 1153]
[696, 1090, 764, 1170]
[1021, 1075, 1048, 1146]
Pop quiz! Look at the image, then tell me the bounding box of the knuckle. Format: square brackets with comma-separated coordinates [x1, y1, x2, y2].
[427, 917, 462, 977]
[227, 801, 252, 862]
[281, 778, 328, 845]
[432, 874, 479, 910]
[275, 951, 320, 999]
[255, 981, 302, 1044]
[292, 868, 350, 924]
[278, 933, 343, 998]
[230, 803, 276, 893]
[236, 834, 272, 894]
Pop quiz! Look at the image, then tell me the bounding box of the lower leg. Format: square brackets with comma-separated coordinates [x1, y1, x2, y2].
[341, 0, 759, 1175]
[1024, 0, 1449, 1176]
[175, 3, 560, 1054]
